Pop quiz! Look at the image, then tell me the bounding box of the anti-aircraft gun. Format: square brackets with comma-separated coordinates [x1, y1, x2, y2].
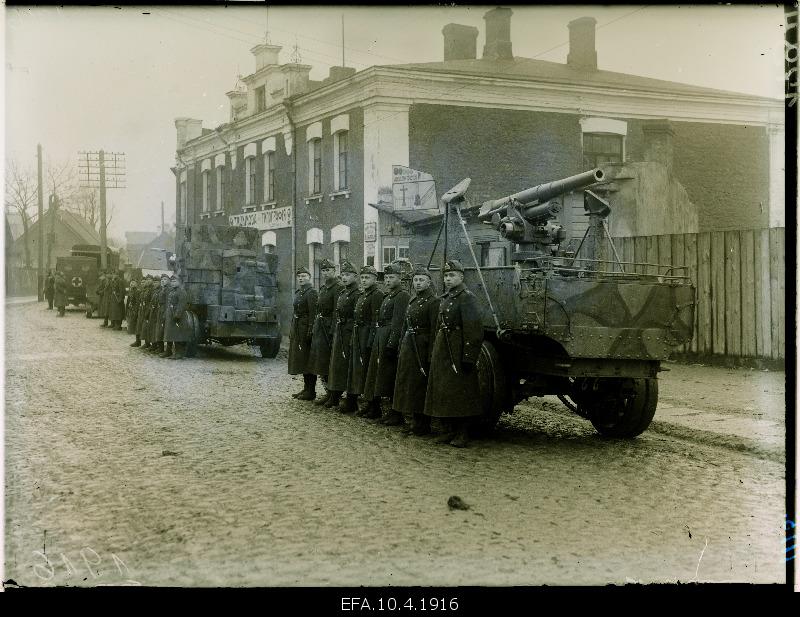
[433, 169, 695, 438]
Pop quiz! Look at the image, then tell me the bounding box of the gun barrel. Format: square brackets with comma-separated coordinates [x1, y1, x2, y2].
[478, 168, 604, 222]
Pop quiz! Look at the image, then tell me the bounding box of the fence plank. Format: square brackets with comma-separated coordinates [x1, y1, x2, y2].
[739, 230, 756, 357]
[671, 234, 686, 351]
[711, 231, 726, 355]
[658, 235, 672, 278]
[754, 229, 772, 359]
[622, 237, 634, 274]
[724, 231, 742, 357]
[647, 235, 659, 276]
[770, 228, 785, 360]
[693, 233, 708, 354]
[634, 236, 647, 275]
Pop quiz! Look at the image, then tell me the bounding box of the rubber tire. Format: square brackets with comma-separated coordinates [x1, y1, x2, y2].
[584, 378, 658, 438]
[185, 311, 201, 358]
[259, 336, 281, 359]
[85, 305, 94, 318]
[472, 340, 509, 437]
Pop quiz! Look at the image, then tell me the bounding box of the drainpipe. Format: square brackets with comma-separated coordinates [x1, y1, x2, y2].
[283, 99, 297, 293]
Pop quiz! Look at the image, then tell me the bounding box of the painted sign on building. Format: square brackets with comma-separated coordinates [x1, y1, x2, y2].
[229, 206, 293, 230]
[392, 165, 437, 211]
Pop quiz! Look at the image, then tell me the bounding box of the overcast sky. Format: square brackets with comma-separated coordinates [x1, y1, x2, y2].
[4, 4, 786, 240]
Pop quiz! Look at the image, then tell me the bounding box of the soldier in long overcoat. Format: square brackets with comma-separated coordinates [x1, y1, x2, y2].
[108, 273, 126, 330]
[362, 263, 411, 422]
[308, 259, 343, 406]
[393, 265, 439, 435]
[423, 260, 485, 448]
[350, 266, 384, 416]
[288, 266, 319, 400]
[44, 271, 55, 310]
[154, 274, 170, 356]
[54, 271, 67, 317]
[126, 280, 139, 337]
[135, 277, 152, 348]
[164, 275, 191, 359]
[326, 260, 360, 411]
[97, 273, 108, 325]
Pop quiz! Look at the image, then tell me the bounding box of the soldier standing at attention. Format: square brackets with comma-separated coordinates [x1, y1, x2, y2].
[135, 277, 152, 349]
[44, 271, 55, 310]
[54, 271, 67, 317]
[102, 270, 114, 327]
[362, 263, 410, 424]
[309, 259, 343, 407]
[155, 273, 170, 357]
[423, 260, 485, 448]
[126, 280, 139, 338]
[327, 260, 360, 412]
[149, 274, 167, 354]
[393, 265, 439, 435]
[97, 272, 108, 326]
[288, 266, 318, 400]
[350, 266, 384, 417]
[164, 274, 191, 359]
[108, 271, 126, 331]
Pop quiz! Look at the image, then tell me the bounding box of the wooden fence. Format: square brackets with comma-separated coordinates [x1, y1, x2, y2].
[611, 228, 785, 361]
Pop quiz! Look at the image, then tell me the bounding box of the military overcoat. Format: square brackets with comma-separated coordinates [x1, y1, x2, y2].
[101, 277, 113, 318]
[164, 286, 192, 342]
[135, 283, 152, 339]
[126, 285, 139, 334]
[54, 276, 67, 309]
[287, 284, 318, 375]
[363, 287, 410, 399]
[347, 285, 384, 395]
[423, 283, 485, 419]
[152, 284, 169, 342]
[309, 278, 343, 376]
[44, 275, 55, 301]
[96, 276, 108, 317]
[327, 281, 360, 392]
[393, 286, 439, 417]
[108, 276, 126, 323]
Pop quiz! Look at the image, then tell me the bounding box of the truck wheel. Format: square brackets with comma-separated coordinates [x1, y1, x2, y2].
[185, 312, 201, 358]
[578, 377, 658, 438]
[85, 305, 94, 318]
[259, 336, 281, 359]
[472, 340, 509, 437]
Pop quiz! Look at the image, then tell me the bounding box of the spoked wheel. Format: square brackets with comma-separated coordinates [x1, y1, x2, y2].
[259, 335, 281, 359]
[472, 340, 510, 437]
[570, 377, 658, 438]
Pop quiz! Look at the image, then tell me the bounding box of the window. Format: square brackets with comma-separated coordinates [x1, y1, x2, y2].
[335, 130, 348, 190]
[245, 157, 256, 205]
[382, 236, 409, 267]
[216, 166, 224, 211]
[262, 231, 276, 255]
[383, 246, 397, 265]
[333, 241, 349, 267]
[264, 151, 275, 202]
[255, 86, 266, 113]
[583, 133, 623, 168]
[309, 138, 322, 194]
[202, 171, 211, 213]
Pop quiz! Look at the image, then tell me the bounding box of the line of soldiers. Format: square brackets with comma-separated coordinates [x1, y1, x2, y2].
[44, 270, 68, 316]
[288, 258, 485, 448]
[95, 270, 128, 330]
[124, 273, 192, 359]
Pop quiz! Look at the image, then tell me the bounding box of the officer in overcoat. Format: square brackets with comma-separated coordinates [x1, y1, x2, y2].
[108, 272, 126, 330]
[44, 271, 55, 310]
[126, 280, 139, 336]
[54, 271, 67, 316]
[288, 266, 319, 400]
[362, 263, 410, 423]
[350, 266, 384, 416]
[97, 272, 109, 326]
[135, 277, 152, 348]
[327, 260, 360, 411]
[423, 260, 485, 448]
[309, 259, 343, 406]
[393, 265, 439, 435]
[164, 274, 191, 359]
[154, 274, 170, 357]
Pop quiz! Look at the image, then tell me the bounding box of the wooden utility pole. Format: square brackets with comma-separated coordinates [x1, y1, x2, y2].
[46, 193, 57, 272]
[99, 150, 107, 268]
[78, 149, 125, 271]
[341, 14, 345, 67]
[36, 144, 44, 300]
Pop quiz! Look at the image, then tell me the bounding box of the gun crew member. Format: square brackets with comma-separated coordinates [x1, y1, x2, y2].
[44, 271, 55, 310]
[163, 274, 190, 359]
[288, 266, 319, 401]
[54, 271, 67, 317]
[351, 266, 384, 416]
[309, 259, 343, 407]
[327, 260, 360, 412]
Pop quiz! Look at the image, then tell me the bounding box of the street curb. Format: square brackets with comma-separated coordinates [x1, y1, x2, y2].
[5, 297, 39, 306]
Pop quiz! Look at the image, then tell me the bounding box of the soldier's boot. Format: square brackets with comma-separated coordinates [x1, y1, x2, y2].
[354, 399, 371, 417]
[153, 342, 165, 354]
[291, 381, 306, 399]
[114, 321, 122, 331]
[324, 391, 342, 408]
[364, 399, 382, 420]
[130, 336, 141, 347]
[297, 374, 317, 401]
[434, 421, 456, 444]
[160, 342, 173, 358]
[382, 410, 405, 426]
[338, 393, 359, 414]
[449, 421, 471, 448]
[411, 413, 432, 436]
[172, 342, 185, 360]
[313, 386, 331, 406]
[100, 319, 108, 327]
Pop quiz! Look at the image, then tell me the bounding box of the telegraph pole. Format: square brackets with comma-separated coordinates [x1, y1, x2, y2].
[47, 193, 58, 271]
[37, 144, 44, 300]
[78, 149, 126, 271]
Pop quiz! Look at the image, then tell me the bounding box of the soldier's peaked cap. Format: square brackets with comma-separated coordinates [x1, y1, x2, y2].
[412, 265, 433, 278]
[296, 266, 310, 275]
[360, 265, 377, 276]
[340, 260, 358, 274]
[383, 263, 401, 276]
[319, 258, 336, 270]
[160, 273, 169, 279]
[443, 259, 465, 273]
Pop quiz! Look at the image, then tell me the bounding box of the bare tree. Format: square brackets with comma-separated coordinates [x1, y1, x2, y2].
[4, 159, 38, 267]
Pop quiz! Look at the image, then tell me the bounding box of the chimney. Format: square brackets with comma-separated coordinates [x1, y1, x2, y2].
[567, 17, 597, 71]
[442, 23, 478, 61]
[281, 63, 313, 96]
[642, 119, 675, 173]
[251, 43, 282, 71]
[482, 7, 513, 61]
[325, 65, 357, 84]
[174, 118, 203, 150]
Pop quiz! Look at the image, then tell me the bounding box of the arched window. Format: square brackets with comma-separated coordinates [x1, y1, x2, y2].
[306, 122, 323, 196]
[307, 228, 323, 287]
[334, 130, 348, 191]
[330, 224, 350, 268]
[262, 230, 277, 255]
[244, 142, 258, 207]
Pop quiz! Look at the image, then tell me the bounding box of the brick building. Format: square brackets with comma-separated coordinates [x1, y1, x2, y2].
[173, 8, 783, 333]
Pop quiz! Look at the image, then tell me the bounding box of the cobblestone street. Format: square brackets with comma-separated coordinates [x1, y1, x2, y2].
[4, 302, 787, 587]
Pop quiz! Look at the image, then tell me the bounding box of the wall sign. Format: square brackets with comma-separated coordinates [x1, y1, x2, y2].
[229, 206, 293, 230]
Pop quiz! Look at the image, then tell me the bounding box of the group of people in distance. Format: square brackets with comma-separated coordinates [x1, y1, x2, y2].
[125, 273, 192, 359]
[43, 270, 68, 316]
[288, 258, 485, 448]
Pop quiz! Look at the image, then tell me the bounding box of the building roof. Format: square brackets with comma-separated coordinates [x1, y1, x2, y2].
[125, 231, 159, 246]
[379, 57, 779, 102]
[5, 211, 25, 241]
[58, 210, 103, 245]
[368, 200, 443, 226]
